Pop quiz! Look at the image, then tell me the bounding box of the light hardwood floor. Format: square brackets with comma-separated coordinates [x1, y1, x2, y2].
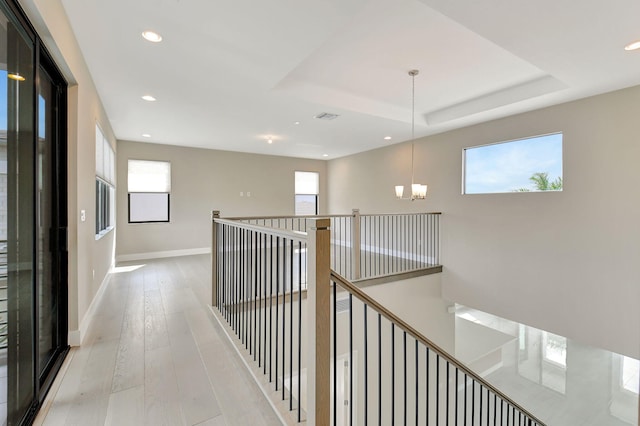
[35, 255, 283, 426]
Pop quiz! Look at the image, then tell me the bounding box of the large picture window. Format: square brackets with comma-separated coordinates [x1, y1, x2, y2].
[463, 133, 563, 194]
[95, 125, 115, 236]
[294, 171, 319, 215]
[128, 159, 171, 223]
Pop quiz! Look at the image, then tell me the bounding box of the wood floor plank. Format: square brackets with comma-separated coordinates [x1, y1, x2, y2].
[166, 312, 222, 425]
[144, 346, 184, 426]
[105, 385, 144, 426]
[195, 415, 227, 426]
[199, 323, 282, 426]
[161, 287, 200, 315]
[111, 337, 144, 393]
[112, 282, 146, 393]
[63, 339, 119, 425]
[144, 289, 170, 351]
[183, 307, 217, 347]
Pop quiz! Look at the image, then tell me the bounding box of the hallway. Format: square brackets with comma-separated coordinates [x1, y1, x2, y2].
[35, 255, 282, 426]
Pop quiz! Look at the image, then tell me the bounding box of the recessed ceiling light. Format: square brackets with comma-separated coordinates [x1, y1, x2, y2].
[323, 154, 329, 157]
[294, 121, 300, 125]
[384, 136, 392, 140]
[7, 73, 25, 81]
[624, 40, 640, 51]
[142, 95, 156, 102]
[142, 133, 151, 138]
[267, 139, 273, 144]
[142, 31, 163, 43]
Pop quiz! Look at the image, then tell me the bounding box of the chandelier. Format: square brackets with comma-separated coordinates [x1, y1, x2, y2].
[395, 69, 427, 200]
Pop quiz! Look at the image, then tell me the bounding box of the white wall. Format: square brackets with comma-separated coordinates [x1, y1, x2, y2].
[116, 140, 327, 260]
[328, 86, 640, 359]
[19, 0, 117, 345]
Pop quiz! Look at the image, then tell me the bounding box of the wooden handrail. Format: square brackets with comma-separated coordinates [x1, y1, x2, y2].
[214, 217, 308, 243]
[359, 212, 442, 217]
[223, 214, 351, 221]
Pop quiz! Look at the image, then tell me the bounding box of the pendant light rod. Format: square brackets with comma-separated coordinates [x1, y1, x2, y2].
[409, 69, 418, 186]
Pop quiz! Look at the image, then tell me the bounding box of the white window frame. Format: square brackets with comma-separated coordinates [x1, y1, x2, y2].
[294, 171, 319, 216]
[127, 159, 171, 224]
[463, 132, 563, 195]
[96, 124, 115, 238]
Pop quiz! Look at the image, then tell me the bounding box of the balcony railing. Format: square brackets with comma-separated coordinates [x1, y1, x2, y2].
[224, 210, 441, 282]
[331, 271, 545, 425]
[211, 211, 545, 425]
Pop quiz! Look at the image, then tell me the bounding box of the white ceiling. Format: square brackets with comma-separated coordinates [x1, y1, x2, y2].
[59, 0, 640, 159]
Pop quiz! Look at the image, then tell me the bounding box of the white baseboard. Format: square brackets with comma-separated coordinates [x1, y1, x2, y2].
[67, 270, 112, 347]
[116, 247, 211, 263]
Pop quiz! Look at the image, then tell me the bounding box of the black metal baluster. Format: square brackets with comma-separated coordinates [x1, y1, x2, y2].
[333, 280, 337, 425]
[471, 380, 475, 426]
[479, 384, 483, 426]
[258, 232, 262, 367]
[269, 235, 273, 383]
[493, 393, 497, 426]
[221, 225, 225, 314]
[282, 239, 287, 401]
[290, 239, 294, 411]
[364, 303, 368, 426]
[446, 362, 450, 426]
[263, 233, 268, 375]
[464, 374, 467, 426]
[391, 324, 395, 426]
[378, 313, 382, 426]
[415, 340, 419, 426]
[455, 368, 459, 426]
[486, 388, 490, 426]
[275, 237, 280, 390]
[403, 331, 407, 426]
[436, 354, 440, 425]
[297, 241, 302, 422]
[349, 293, 353, 426]
[241, 229, 245, 347]
[250, 231, 254, 355]
[242, 229, 249, 349]
[426, 347, 429, 425]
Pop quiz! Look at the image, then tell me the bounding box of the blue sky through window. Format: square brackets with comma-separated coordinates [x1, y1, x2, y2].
[0, 70, 7, 131]
[39, 94, 45, 139]
[464, 133, 563, 194]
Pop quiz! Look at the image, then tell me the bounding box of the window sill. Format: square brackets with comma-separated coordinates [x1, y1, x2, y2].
[95, 226, 115, 241]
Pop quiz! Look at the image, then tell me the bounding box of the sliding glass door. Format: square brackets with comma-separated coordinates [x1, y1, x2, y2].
[1, 1, 68, 424]
[36, 54, 67, 394]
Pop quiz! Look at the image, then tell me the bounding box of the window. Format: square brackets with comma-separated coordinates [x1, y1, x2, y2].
[128, 159, 171, 223]
[463, 133, 563, 194]
[96, 125, 115, 236]
[622, 356, 639, 394]
[294, 171, 319, 215]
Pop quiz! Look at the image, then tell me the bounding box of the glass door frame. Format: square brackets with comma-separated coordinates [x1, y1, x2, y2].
[34, 42, 68, 401]
[1, 0, 69, 424]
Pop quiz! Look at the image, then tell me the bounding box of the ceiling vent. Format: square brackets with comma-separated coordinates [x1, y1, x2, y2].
[314, 112, 340, 121]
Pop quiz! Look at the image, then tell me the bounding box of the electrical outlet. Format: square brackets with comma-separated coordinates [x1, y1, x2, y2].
[247, 192, 251, 197]
[80, 209, 86, 222]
